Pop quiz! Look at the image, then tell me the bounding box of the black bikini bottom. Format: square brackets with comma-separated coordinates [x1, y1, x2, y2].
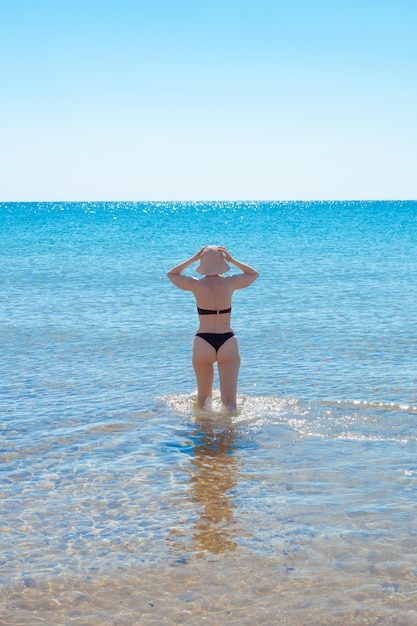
[195, 332, 235, 353]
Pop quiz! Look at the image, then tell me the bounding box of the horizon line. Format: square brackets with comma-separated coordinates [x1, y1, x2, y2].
[1, 198, 416, 204]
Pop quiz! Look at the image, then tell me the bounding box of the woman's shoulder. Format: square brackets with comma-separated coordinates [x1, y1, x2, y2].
[227, 273, 258, 290]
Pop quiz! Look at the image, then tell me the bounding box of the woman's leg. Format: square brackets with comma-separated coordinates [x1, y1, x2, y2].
[192, 336, 216, 408]
[217, 337, 241, 410]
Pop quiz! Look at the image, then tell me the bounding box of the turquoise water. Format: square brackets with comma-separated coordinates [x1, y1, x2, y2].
[1, 201, 417, 625]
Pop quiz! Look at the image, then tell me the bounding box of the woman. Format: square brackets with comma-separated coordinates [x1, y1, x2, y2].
[167, 246, 258, 411]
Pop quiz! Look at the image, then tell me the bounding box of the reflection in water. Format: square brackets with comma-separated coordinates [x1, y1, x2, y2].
[189, 420, 239, 555]
[174, 416, 241, 557]
[188, 419, 240, 555]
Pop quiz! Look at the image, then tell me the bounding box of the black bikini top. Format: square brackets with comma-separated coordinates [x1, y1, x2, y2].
[197, 306, 232, 315]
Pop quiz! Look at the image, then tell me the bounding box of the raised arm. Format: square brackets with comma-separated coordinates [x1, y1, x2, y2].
[218, 246, 259, 289]
[167, 247, 206, 290]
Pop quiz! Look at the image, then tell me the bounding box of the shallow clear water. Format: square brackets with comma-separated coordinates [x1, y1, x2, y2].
[1, 201, 417, 624]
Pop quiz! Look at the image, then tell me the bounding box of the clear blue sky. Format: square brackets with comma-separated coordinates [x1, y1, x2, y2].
[1, 0, 416, 200]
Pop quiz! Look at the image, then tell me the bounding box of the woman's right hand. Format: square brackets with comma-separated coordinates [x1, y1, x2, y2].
[193, 246, 208, 262]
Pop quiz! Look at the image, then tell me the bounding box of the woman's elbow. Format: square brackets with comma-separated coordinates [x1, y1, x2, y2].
[167, 271, 176, 284]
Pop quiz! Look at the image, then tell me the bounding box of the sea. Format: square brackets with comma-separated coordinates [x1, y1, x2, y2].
[1, 200, 417, 625]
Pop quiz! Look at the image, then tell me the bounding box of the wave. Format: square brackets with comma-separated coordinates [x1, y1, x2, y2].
[160, 392, 417, 442]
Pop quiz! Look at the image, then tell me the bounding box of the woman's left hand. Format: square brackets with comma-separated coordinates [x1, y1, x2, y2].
[217, 246, 232, 262]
